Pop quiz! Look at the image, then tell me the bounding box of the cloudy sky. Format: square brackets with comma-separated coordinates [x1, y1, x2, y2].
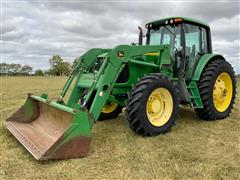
[1, 0, 240, 73]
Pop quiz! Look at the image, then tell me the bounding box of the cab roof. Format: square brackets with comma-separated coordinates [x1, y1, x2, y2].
[147, 16, 210, 28]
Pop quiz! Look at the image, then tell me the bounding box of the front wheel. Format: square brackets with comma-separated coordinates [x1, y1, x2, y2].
[99, 102, 123, 121]
[127, 74, 180, 136]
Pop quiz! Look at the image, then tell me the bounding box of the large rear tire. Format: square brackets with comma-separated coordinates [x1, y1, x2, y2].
[195, 59, 236, 120]
[127, 74, 179, 136]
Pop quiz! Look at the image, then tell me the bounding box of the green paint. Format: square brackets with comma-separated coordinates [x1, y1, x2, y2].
[192, 54, 225, 81]
[186, 81, 203, 108]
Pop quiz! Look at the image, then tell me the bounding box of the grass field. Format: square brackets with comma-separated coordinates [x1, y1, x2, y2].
[0, 76, 239, 179]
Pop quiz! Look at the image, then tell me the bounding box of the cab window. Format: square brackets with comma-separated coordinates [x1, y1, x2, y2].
[184, 24, 200, 57]
[149, 24, 181, 51]
[149, 30, 161, 45]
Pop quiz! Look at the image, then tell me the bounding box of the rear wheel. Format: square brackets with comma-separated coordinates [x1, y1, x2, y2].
[99, 102, 123, 121]
[195, 59, 236, 120]
[127, 74, 179, 136]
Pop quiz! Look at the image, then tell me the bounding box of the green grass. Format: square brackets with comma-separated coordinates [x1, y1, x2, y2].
[0, 76, 239, 179]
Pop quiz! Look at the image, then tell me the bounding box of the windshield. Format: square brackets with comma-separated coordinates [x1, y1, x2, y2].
[148, 24, 181, 50]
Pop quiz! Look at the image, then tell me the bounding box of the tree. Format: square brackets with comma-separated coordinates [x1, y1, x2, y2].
[0, 63, 8, 75]
[21, 65, 33, 75]
[49, 55, 71, 76]
[35, 69, 44, 76]
[62, 62, 71, 76]
[0, 63, 33, 76]
[9, 63, 21, 75]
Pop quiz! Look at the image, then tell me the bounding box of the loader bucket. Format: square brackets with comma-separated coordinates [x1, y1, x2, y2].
[4, 95, 92, 160]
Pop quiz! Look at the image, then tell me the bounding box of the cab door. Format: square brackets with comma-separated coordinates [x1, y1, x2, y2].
[183, 24, 208, 79]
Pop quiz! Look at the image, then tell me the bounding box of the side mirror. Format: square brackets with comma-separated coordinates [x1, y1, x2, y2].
[177, 46, 183, 57]
[177, 46, 183, 52]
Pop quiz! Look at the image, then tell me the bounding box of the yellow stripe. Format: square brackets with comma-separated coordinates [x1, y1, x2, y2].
[144, 52, 160, 56]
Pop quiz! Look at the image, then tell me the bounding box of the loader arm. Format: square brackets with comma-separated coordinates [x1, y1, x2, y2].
[59, 48, 111, 104]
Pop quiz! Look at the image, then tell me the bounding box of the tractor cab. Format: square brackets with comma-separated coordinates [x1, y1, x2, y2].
[143, 17, 212, 78]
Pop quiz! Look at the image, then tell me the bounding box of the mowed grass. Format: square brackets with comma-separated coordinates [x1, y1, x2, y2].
[0, 76, 239, 179]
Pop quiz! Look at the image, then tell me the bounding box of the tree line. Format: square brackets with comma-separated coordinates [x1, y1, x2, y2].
[0, 55, 71, 76]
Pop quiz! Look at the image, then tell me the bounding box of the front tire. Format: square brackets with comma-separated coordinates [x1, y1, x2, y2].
[127, 74, 179, 136]
[99, 102, 123, 121]
[195, 59, 236, 120]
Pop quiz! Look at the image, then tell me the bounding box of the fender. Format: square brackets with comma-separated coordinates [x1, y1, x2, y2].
[192, 53, 226, 81]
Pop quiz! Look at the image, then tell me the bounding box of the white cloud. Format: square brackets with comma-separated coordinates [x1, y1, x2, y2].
[1, 1, 240, 74]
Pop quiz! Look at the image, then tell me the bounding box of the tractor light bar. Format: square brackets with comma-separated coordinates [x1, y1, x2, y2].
[174, 18, 183, 22]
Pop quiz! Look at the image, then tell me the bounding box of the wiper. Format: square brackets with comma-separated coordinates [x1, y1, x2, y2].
[163, 26, 176, 38]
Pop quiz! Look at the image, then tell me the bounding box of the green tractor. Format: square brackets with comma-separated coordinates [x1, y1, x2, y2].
[5, 17, 236, 160]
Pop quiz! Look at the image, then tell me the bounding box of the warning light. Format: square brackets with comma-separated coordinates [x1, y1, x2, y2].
[174, 18, 183, 23]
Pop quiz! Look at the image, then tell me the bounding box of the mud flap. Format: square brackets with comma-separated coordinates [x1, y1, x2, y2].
[4, 95, 92, 160]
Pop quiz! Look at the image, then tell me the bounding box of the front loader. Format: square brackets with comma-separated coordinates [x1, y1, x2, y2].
[5, 17, 236, 160]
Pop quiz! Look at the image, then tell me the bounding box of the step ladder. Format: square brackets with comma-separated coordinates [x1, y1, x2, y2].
[186, 81, 203, 108]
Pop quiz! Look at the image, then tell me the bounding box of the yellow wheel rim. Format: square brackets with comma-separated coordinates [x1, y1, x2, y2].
[102, 102, 118, 114]
[146, 88, 173, 127]
[213, 72, 233, 112]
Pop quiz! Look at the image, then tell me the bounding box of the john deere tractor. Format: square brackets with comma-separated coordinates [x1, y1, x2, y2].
[5, 17, 236, 160]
